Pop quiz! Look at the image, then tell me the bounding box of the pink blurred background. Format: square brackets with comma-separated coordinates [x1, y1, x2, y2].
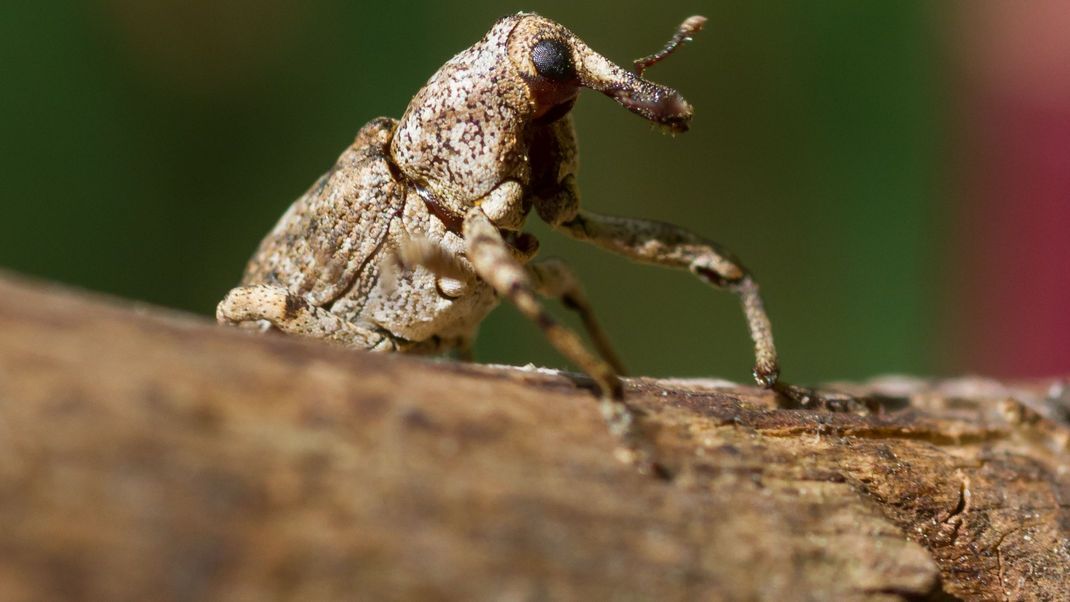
[951, 1, 1070, 378]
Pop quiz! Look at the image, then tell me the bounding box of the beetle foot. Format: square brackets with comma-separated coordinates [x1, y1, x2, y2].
[772, 382, 876, 414]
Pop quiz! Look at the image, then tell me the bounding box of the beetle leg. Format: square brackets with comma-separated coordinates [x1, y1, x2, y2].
[380, 235, 475, 298]
[528, 258, 627, 375]
[462, 208, 644, 442]
[393, 236, 472, 285]
[554, 209, 780, 387]
[217, 284, 393, 350]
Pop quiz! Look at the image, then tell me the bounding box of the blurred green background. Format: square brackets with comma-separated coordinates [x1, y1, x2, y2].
[0, 1, 945, 383]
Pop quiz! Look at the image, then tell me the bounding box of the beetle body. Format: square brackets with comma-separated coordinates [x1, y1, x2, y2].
[222, 13, 691, 356]
[219, 13, 794, 460]
[236, 115, 500, 353]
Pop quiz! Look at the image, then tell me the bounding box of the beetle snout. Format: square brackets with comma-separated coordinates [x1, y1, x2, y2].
[576, 47, 692, 133]
[603, 82, 692, 133]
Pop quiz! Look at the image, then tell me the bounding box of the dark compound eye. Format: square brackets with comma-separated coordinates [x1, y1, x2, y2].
[531, 39, 574, 81]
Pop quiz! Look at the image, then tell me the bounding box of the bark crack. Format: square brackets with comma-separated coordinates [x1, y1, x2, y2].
[942, 475, 971, 547]
[993, 525, 1025, 602]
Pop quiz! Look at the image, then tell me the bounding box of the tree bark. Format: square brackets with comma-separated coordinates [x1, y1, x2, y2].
[0, 270, 1067, 601]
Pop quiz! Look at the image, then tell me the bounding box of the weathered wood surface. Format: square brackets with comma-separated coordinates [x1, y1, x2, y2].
[0, 271, 1067, 601]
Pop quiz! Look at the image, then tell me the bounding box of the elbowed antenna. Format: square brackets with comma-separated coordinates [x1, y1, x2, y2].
[633, 15, 707, 77]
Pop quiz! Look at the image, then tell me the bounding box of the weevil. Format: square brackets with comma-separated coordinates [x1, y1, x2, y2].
[218, 13, 801, 459]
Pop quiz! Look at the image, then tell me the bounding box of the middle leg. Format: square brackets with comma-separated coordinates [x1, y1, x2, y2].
[527, 258, 628, 375]
[554, 210, 780, 386]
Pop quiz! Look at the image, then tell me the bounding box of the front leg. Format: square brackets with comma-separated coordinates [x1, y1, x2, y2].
[554, 209, 780, 387]
[461, 209, 638, 440]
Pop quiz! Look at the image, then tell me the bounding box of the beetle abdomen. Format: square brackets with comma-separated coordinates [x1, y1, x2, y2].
[241, 118, 406, 308]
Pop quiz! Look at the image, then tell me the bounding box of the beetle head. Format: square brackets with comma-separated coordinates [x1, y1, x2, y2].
[390, 13, 698, 211]
[506, 14, 694, 133]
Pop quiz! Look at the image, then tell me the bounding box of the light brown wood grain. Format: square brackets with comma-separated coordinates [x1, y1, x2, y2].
[0, 271, 1067, 601]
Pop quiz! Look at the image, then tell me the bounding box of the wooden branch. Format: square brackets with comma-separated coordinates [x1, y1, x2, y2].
[0, 270, 1067, 601]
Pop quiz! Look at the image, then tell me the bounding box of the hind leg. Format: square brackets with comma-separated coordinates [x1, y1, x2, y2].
[217, 284, 393, 350]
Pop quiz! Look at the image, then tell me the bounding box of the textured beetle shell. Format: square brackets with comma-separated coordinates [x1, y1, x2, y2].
[240, 117, 500, 351]
[391, 16, 534, 214]
[241, 119, 404, 307]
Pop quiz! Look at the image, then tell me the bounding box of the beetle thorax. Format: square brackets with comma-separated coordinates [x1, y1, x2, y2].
[390, 16, 535, 215]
